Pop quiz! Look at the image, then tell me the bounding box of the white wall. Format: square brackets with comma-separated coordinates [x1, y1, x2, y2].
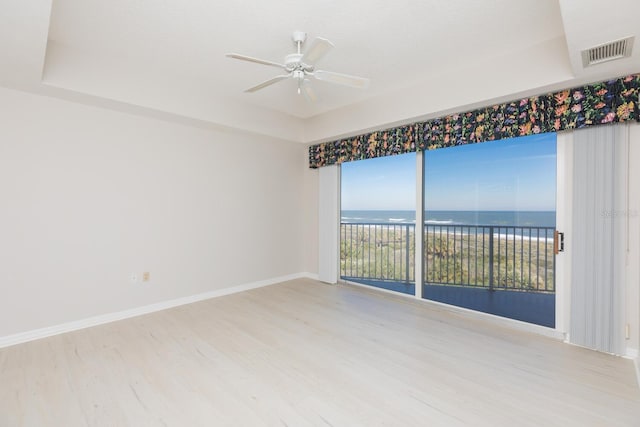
[0, 87, 318, 338]
[628, 124, 640, 358]
[303, 37, 575, 143]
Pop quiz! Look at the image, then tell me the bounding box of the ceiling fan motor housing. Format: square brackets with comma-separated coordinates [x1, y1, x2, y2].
[285, 53, 303, 67]
[285, 53, 314, 73]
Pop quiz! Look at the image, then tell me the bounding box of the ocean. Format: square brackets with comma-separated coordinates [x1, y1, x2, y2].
[341, 210, 556, 227]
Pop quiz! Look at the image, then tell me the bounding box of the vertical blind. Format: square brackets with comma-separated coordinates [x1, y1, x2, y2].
[570, 124, 628, 355]
[318, 165, 340, 284]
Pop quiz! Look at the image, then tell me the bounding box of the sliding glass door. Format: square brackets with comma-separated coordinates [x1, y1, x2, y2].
[340, 153, 416, 295]
[337, 134, 558, 327]
[422, 133, 557, 327]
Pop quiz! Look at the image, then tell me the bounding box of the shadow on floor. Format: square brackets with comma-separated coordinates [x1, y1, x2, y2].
[342, 277, 555, 328]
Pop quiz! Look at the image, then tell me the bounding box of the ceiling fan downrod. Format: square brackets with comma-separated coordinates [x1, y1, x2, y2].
[292, 31, 307, 54]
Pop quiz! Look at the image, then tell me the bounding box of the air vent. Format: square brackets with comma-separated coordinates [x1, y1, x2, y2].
[581, 36, 634, 68]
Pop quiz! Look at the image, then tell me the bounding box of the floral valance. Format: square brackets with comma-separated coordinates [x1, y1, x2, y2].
[308, 74, 640, 168]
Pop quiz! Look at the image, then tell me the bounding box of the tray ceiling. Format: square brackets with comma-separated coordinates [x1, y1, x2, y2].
[1, 0, 639, 143]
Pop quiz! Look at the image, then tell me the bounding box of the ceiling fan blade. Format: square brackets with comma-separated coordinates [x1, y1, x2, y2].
[301, 37, 334, 64]
[245, 74, 291, 93]
[301, 80, 317, 103]
[226, 53, 286, 70]
[314, 70, 370, 89]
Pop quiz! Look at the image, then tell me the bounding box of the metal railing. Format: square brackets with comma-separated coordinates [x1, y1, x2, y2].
[341, 223, 415, 284]
[424, 224, 555, 292]
[340, 223, 556, 293]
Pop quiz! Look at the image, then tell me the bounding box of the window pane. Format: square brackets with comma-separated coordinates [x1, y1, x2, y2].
[340, 153, 416, 295]
[423, 134, 557, 327]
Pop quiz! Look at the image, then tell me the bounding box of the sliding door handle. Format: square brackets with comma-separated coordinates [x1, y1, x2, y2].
[554, 230, 565, 254]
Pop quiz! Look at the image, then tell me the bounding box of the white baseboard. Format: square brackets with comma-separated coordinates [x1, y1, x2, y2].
[626, 348, 639, 359]
[630, 352, 640, 389]
[304, 272, 320, 281]
[0, 272, 317, 349]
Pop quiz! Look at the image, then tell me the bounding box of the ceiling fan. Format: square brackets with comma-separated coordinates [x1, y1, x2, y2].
[226, 31, 370, 102]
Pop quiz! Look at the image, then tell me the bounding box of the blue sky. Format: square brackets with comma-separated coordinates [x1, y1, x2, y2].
[341, 133, 557, 211]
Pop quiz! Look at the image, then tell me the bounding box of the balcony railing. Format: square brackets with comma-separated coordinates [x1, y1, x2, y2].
[341, 223, 415, 284]
[340, 222, 556, 293]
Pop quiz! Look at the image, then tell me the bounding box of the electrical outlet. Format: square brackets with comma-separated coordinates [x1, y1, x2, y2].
[130, 273, 138, 283]
[142, 272, 150, 282]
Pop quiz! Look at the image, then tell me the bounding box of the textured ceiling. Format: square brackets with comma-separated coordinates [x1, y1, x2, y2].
[1, 0, 639, 143]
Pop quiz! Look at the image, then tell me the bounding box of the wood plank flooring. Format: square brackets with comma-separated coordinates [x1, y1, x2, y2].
[1, 278, 639, 426]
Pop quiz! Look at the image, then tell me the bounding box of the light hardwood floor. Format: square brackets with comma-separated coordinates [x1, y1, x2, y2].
[1, 278, 639, 426]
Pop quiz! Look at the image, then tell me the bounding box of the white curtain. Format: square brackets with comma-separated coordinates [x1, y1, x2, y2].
[570, 124, 628, 355]
[318, 165, 340, 284]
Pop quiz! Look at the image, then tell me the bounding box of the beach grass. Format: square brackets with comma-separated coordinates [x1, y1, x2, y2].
[341, 224, 555, 292]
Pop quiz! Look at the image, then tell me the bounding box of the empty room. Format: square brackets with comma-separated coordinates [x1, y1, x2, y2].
[1, 0, 640, 426]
